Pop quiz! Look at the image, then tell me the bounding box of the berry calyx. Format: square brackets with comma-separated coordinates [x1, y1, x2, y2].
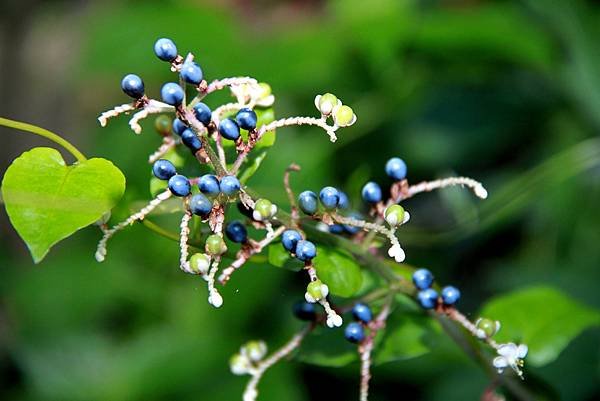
[441, 285, 461, 305]
[189, 253, 210, 275]
[225, 221, 248, 243]
[219, 175, 241, 196]
[218, 118, 240, 141]
[319, 186, 340, 210]
[298, 190, 318, 215]
[281, 229, 302, 252]
[361, 181, 382, 203]
[181, 129, 202, 152]
[417, 288, 439, 309]
[412, 268, 434, 290]
[154, 38, 178, 62]
[160, 82, 185, 106]
[305, 279, 328, 302]
[152, 159, 176, 180]
[180, 61, 203, 85]
[295, 240, 317, 261]
[384, 204, 406, 227]
[189, 193, 213, 217]
[120, 74, 145, 99]
[253, 198, 277, 221]
[168, 174, 191, 197]
[352, 303, 373, 323]
[198, 174, 221, 196]
[344, 322, 365, 343]
[236, 108, 258, 131]
[193, 103, 212, 126]
[333, 105, 355, 127]
[385, 157, 407, 181]
[293, 301, 317, 321]
[205, 234, 227, 256]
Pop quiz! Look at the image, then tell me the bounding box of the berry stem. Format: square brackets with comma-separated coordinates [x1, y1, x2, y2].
[180, 107, 228, 176]
[0, 117, 87, 163]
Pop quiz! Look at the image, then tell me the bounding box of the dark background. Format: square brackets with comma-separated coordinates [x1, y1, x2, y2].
[1, 0, 599, 400]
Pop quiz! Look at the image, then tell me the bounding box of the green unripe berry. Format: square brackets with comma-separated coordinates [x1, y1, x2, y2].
[334, 105, 355, 127]
[384, 204, 406, 227]
[318, 93, 338, 115]
[189, 253, 210, 275]
[229, 353, 251, 376]
[243, 340, 267, 362]
[306, 280, 328, 302]
[476, 318, 499, 338]
[154, 115, 172, 136]
[206, 234, 227, 256]
[254, 198, 275, 220]
[258, 82, 272, 99]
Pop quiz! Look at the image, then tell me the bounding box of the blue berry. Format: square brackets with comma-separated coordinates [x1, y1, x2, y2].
[168, 174, 191, 197]
[189, 193, 212, 217]
[319, 186, 340, 210]
[329, 224, 345, 234]
[417, 288, 439, 309]
[281, 229, 302, 252]
[293, 301, 317, 321]
[298, 190, 318, 215]
[154, 38, 178, 62]
[161, 82, 185, 106]
[152, 159, 176, 180]
[361, 182, 382, 203]
[120, 74, 145, 99]
[225, 221, 248, 243]
[181, 128, 202, 152]
[385, 157, 407, 181]
[441, 286, 461, 305]
[193, 103, 212, 125]
[218, 118, 240, 141]
[295, 240, 316, 261]
[180, 62, 203, 85]
[220, 175, 241, 196]
[352, 303, 373, 323]
[236, 108, 258, 131]
[344, 322, 365, 343]
[337, 191, 350, 210]
[172, 118, 188, 136]
[412, 268, 434, 290]
[198, 174, 220, 196]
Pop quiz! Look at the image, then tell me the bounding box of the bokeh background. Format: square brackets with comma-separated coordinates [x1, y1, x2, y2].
[1, 0, 599, 400]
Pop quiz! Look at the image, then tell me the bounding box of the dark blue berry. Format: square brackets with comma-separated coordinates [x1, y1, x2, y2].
[412, 268, 434, 290]
[168, 174, 191, 197]
[193, 103, 212, 125]
[154, 38, 178, 62]
[152, 159, 176, 180]
[385, 157, 407, 181]
[198, 174, 220, 196]
[161, 82, 185, 106]
[180, 62, 203, 85]
[441, 286, 461, 305]
[361, 182, 382, 203]
[295, 240, 316, 261]
[181, 128, 202, 152]
[298, 191, 318, 215]
[121, 74, 145, 99]
[352, 303, 373, 323]
[281, 229, 302, 252]
[329, 224, 345, 234]
[319, 186, 340, 210]
[172, 118, 188, 136]
[189, 193, 212, 217]
[344, 322, 365, 343]
[417, 288, 439, 309]
[236, 108, 258, 131]
[337, 191, 350, 210]
[225, 221, 248, 243]
[218, 118, 240, 141]
[293, 301, 317, 321]
[220, 176, 240, 196]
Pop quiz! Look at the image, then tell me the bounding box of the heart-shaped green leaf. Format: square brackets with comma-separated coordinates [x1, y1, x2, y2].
[2, 147, 126, 263]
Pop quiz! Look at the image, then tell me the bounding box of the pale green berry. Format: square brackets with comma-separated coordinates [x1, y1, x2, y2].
[229, 353, 251, 375]
[154, 115, 172, 136]
[205, 234, 227, 255]
[318, 93, 338, 115]
[258, 82, 272, 99]
[189, 253, 210, 274]
[476, 318, 498, 338]
[333, 105, 355, 127]
[306, 280, 328, 302]
[254, 198, 275, 220]
[243, 340, 267, 362]
[384, 204, 405, 227]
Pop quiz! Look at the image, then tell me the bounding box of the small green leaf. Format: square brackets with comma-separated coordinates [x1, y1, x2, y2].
[267, 244, 303, 271]
[314, 246, 363, 297]
[479, 286, 600, 366]
[2, 147, 126, 263]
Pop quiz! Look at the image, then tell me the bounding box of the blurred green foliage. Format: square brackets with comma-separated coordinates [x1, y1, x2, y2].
[1, 0, 600, 400]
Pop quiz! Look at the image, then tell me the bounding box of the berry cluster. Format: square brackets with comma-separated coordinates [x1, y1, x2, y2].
[412, 268, 461, 309]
